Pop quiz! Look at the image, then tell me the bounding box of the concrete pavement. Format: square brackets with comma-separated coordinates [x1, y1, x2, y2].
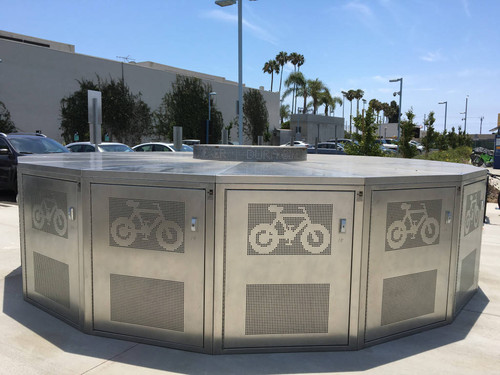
[1, 191, 499, 374]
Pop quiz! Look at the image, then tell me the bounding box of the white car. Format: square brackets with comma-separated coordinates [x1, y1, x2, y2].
[409, 140, 424, 152]
[66, 142, 134, 152]
[132, 142, 193, 152]
[280, 141, 309, 147]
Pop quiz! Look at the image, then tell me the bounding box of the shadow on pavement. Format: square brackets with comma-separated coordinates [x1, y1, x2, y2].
[0, 191, 17, 205]
[2, 264, 489, 374]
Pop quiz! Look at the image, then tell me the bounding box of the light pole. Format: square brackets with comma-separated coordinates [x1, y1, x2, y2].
[341, 91, 347, 132]
[438, 101, 447, 132]
[389, 77, 403, 139]
[215, 0, 256, 145]
[463, 95, 469, 133]
[207, 92, 216, 144]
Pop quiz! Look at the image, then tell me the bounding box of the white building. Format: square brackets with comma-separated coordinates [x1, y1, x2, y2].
[0, 30, 279, 144]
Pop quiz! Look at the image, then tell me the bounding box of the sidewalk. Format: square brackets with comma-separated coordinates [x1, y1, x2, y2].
[1, 192, 499, 375]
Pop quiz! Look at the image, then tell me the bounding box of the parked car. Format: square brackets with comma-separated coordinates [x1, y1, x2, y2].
[132, 142, 193, 152]
[0, 132, 69, 192]
[409, 140, 424, 153]
[330, 138, 358, 147]
[307, 142, 345, 155]
[182, 139, 200, 146]
[280, 141, 309, 147]
[66, 142, 134, 152]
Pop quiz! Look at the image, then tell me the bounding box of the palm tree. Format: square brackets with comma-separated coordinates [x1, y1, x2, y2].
[307, 79, 326, 115]
[262, 59, 279, 92]
[320, 89, 343, 116]
[283, 72, 308, 114]
[275, 51, 288, 99]
[280, 104, 290, 126]
[353, 89, 364, 117]
[345, 90, 356, 134]
[297, 54, 305, 71]
[288, 52, 300, 113]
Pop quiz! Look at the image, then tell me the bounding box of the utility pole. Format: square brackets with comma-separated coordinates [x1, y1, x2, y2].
[480, 116, 484, 134]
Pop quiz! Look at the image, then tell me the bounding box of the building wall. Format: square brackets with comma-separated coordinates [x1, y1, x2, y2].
[289, 114, 344, 145]
[0, 36, 279, 144]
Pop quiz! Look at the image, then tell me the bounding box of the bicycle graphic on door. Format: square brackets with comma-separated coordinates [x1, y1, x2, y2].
[464, 192, 481, 235]
[110, 199, 183, 252]
[386, 202, 440, 250]
[249, 204, 331, 254]
[32, 198, 68, 237]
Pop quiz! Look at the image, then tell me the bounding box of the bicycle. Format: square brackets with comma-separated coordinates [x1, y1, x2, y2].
[111, 200, 183, 251]
[249, 205, 330, 254]
[386, 202, 439, 249]
[464, 194, 481, 234]
[32, 198, 67, 236]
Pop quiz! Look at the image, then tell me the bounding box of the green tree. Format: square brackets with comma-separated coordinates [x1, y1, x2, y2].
[369, 99, 383, 124]
[275, 51, 288, 99]
[60, 77, 152, 145]
[280, 103, 290, 126]
[319, 88, 342, 116]
[0, 101, 16, 133]
[307, 78, 325, 114]
[457, 126, 472, 147]
[262, 59, 279, 92]
[353, 89, 364, 118]
[100, 78, 152, 145]
[283, 72, 308, 114]
[344, 90, 356, 134]
[243, 89, 269, 144]
[155, 75, 223, 143]
[436, 130, 449, 151]
[447, 127, 459, 149]
[344, 108, 383, 156]
[398, 109, 418, 158]
[60, 79, 99, 142]
[422, 111, 437, 154]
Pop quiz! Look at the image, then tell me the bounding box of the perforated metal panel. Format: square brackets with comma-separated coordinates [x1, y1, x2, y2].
[110, 274, 184, 331]
[22, 176, 80, 324]
[366, 188, 455, 342]
[381, 270, 437, 326]
[91, 184, 205, 347]
[245, 284, 330, 335]
[223, 190, 354, 349]
[33, 252, 70, 309]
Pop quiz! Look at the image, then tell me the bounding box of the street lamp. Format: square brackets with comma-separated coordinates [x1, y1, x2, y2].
[389, 77, 403, 139]
[463, 95, 469, 133]
[215, 0, 257, 145]
[341, 91, 347, 132]
[438, 101, 447, 132]
[207, 92, 217, 144]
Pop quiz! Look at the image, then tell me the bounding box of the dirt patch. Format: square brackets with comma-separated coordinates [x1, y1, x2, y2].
[487, 179, 500, 203]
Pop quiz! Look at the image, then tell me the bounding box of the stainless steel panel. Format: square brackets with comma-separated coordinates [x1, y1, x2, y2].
[365, 187, 455, 342]
[455, 181, 486, 313]
[223, 190, 354, 349]
[91, 184, 205, 347]
[23, 175, 80, 324]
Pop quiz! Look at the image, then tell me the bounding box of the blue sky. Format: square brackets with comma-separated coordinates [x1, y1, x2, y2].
[2, 0, 499, 134]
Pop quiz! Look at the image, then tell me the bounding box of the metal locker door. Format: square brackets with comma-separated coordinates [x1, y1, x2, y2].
[22, 175, 80, 324]
[365, 187, 455, 342]
[91, 184, 205, 348]
[455, 181, 486, 313]
[223, 190, 354, 349]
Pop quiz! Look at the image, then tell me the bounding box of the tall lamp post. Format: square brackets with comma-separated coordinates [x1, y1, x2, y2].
[438, 101, 447, 132]
[463, 95, 469, 133]
[389, 77, 403, 139]
[215, 0, 256, 145]
[341, 91, 347, 132]
[207, 92, 217, 143]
